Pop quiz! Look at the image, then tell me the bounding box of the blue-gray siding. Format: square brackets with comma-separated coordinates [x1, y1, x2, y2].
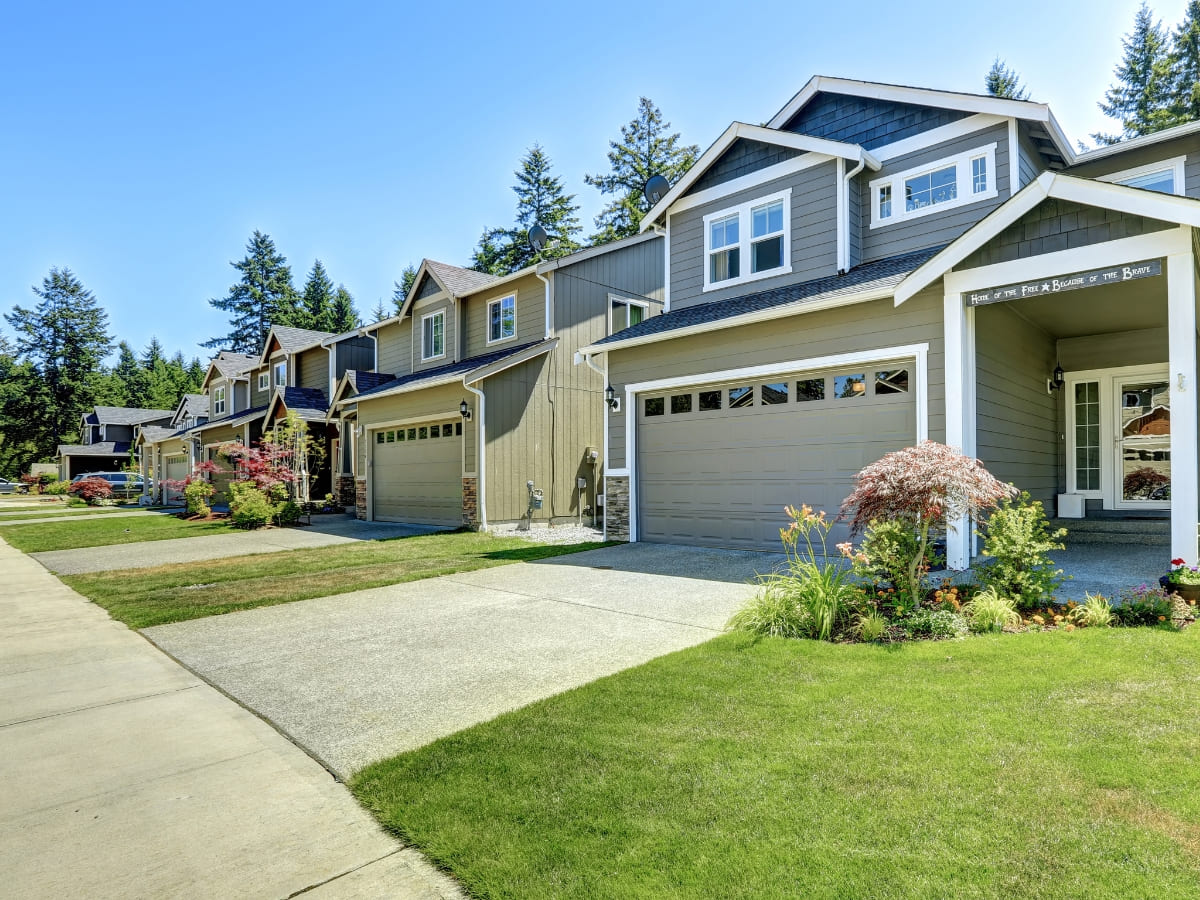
[687, 139, 805, 195]
[1065, 131, 1200, 199]
[781, 92, 969, 150]
[1017, 126, 1043, 188]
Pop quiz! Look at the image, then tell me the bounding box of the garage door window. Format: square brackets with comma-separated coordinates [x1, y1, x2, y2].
[729, 386, 753, 408]
[418, 427, 428, 439]
[876, 369, 910, 394]
[761, 382, 788, 405]
[835, 374, 866, 399]
[645, 397, 665, 416]
[397, 429, 406, 441]
[699, 390, 722, 411]
[671, 394, 692, 414]
[386, 431, 396, 443]
[797, 378, 825, 401]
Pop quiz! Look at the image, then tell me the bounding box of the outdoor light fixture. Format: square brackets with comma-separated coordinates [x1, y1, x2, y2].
[460, 398, 472, 420]
[1048, 363, 1066, 394]
[604, 384, 621, 413]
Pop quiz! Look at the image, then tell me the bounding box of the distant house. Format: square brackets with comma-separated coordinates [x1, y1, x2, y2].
[134, 393, 208, 504]
[57, 406, 174, 480]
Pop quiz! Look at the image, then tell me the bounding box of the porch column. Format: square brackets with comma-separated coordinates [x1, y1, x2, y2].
[943, 287, 973, 570]
[1168, 249, 1199, 564]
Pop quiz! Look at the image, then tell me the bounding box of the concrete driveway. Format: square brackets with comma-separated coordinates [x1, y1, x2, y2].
[32, 516, 444, 575]
[144, 543, 776, 779]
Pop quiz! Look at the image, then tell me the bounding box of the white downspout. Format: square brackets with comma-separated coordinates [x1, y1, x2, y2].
[463, 379, 487, 530]
[581, 351, 608, 539]
[840, 155, 867, 273]
[536, 271, 552, 339]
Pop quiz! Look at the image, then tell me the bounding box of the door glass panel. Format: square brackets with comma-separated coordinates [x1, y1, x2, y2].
[1073, 381, 1100, 491]
[729, 386, 753, 408]
[834, 374, 866, 399]
[1119, 380, 1171, 502]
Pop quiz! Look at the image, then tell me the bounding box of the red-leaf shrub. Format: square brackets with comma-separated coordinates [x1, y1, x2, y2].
[69, 477, 113, 504]
[840, 441, 1015, 601]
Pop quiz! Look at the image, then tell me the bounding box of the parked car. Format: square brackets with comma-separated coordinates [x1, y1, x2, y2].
[70, 472, 147, 497]
[0, 477, 18, 494]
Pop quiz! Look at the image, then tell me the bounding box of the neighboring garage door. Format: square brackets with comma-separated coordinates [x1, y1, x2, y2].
[372, 419, 463, 525]
[637, 361, 916, 550]
[163, 454, 188, 505]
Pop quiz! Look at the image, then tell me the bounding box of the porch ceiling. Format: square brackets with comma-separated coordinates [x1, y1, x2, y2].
[999, 278, 1167, 339]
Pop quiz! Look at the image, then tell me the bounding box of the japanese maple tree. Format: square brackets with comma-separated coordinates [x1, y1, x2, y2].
[840, 441, 1015, 601]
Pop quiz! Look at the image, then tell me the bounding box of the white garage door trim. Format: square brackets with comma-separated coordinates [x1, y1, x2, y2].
[617, 342, 929, 542]
[366, 409, 463, 523]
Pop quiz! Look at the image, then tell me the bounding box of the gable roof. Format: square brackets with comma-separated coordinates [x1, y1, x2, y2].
[641, 122, 881, 230]
[136, 425, 181, 445]
[174, 393, 208, 423]
[894, 171, 1200, 305]
[766, 76, 1074, 164]
[265, 386, 330, 423]
[260, 324, 335, 362]
[57, 441, 132, 458]
[425, 260, 499, 297]
[327, 369, 395, 412]
[92, 406, 174, 426]
[580, 247, 941, 356]
[204, 351, 259, 387]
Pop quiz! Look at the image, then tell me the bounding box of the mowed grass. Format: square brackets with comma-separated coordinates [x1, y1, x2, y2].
[0, 513, 229, 553]
[0, 505, 136, 519]
[352, 627, 1200, 899]
[64, 532, 609, 629]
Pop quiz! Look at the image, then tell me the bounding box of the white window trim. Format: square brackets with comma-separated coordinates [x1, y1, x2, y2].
[1097, 155, 1186, 197]
[869, 143, 998, 229]
[701, 187, 792, 292]
[608, 294, 650, 336]
[421, 310, 446, 361]
[273, 360, 288, 388]
[213, 386, 226, 417]
[485, 293, 517, 346]
[257, 372, 269, 391]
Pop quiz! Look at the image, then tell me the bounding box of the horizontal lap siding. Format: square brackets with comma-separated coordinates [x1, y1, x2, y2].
[483, 357, 551, 523]
[1058, 328, 1167, 371]
[463, 275, 544, 359]
[606, 288, 946, 469]
[413, 299, 455, 373]
[297, 347, 327, 392]
[1065, 131, 1200, 197]
[974, 304, 1058, 502]
[669, 161, 838, 310]
[861, 123, 1011, 263]
[1017, 128, 1043, 188]
[375, 320, 412, 376]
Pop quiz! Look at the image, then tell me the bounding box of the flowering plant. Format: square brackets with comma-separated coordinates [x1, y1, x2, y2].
[1166, 559, 1200, 585]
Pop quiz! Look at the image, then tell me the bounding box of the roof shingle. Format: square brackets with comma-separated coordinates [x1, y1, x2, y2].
[92, 406, 175, 426]
[425, 260, 500, 297]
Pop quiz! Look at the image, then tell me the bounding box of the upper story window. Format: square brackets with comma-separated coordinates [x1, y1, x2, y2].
[213, 386, 226, 416]
[702, 188, 792, 291]
[487, 294, 516, 344]
[1100, 156, 1185, 196]
[257, 372, 269, 391]
[422, 310, 445, 360]
[870, 143, 998, 228]
[609, 296, 648, 335]
[273, 360, 287, 388]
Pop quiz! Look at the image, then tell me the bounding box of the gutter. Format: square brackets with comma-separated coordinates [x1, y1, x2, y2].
[838, 156, 868, 273]
[536, 270, 552, 339]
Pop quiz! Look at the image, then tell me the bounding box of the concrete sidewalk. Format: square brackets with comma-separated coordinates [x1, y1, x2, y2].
[0, 537, 460, 899]
[32, 517, 444, 575]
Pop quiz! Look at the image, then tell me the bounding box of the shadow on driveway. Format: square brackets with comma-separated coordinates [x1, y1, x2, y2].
[528, 541, 784, 585]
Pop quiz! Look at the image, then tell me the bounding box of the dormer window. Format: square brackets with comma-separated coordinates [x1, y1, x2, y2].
[703, 188, 792, 291]
[273, 360, 287, 387]
[258, 372, 269, 391]
[487, 294, 516, 344]
[870, 143, 997, 228]
[422, 310, 445, 360]
[213, 386, 226, 416]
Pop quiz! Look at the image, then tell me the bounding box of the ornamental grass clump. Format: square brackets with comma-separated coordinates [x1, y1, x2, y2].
[840, 441, 1015, 604]
[1068, 593, 1114, 628]
[962, 587, 1022, 633]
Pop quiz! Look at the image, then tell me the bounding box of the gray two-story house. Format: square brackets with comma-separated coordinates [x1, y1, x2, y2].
[579, 76, 1200, 570]
[58, 406, 174, 480]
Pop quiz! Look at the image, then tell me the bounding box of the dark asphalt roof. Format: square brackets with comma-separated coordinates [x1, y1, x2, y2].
[57, 442, 132, 456]
[593, 247, 944, 347]
[93, 406, 175, 425]
[354, 341, 546, 401]
[193, 404, 269, 431]
[346, 370, 394, 394]
[270, 325, 335, 352]
[273, 386, 329, 420]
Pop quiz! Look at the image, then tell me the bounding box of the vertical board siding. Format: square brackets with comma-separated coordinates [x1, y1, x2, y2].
[334, 338, 375, 382]
[375, 320, 413, 376]
[463, 275, 545, 358]
[860, 123, 1011, 263]
[974, 304, 1059, 502]
[670, 161, 838, 310]
[687, 139, 806, 195]
[782, 93, 969, 149]
[414, 276, 443, 301]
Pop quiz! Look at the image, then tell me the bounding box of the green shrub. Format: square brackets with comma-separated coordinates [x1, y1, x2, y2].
[1112, 585, 1173, 627]
[1068, 593, 1113, 628]
[976, 491, 1067, 610]
[43, 480, 70, 495]
[68, 477, 113, 504]
[962, 587, 1021, 633]
[183, 479, 215, 517]
[229, 481, 274, 529]
[275, 500, 302, 527]
[905, 608, 969, 639]
[844, 519, 941, 612]
[855, 611, 890, 643]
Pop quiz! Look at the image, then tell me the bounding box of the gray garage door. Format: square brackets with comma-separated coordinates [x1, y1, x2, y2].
[372, 419, 462, 526]
[164, 454, 188, 505]
[637, 362, 916, 550]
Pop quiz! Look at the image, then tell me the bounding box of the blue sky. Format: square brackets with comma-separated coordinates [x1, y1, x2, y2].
[0, 0, 1188, 362]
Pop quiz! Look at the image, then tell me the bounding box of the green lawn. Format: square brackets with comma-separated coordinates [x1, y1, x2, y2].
[0, 514, 229, 553]
[0, 505, 135, 519]
[64, 532, 609, 629]
[352, 628, 1200, 899]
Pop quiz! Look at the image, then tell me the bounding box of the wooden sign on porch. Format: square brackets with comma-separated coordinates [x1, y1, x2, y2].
[965, 258, 1162, 307]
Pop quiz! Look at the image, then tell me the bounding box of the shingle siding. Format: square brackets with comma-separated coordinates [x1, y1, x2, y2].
[686, 139, 806, 195]
[782, 93, 969, 149]
[414, 275, 442, 301]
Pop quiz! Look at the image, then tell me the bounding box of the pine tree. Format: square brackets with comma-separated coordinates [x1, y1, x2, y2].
[472, 145, 582, 275]
[187, 357, 206, 388]
[4, 267, 112, 456]
[329, 285, 360, 332]
[112, 341, 148, 407]
[369, 299, 388, 323]
[204, 230, 300, 353]
[584, 98, 699, 243]
[984, 58, 1030, 100]
[1094, 3, 1174, 143]
[392, 264, 418, 311]
[1168, 0, 1200, 125]
[140, 336, 165, 369]
[300, 260, 336, 332]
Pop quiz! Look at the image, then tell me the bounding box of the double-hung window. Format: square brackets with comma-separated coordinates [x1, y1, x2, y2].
[273, 360, 287, 388]
[609, 296, 648, 334]
[213, 386, 226, 416]
[1100, 156, 1185, 196]
[257, 372, 269, 391]
[702, 188, 792, 291]
[487, 294, 516, 343]
[422, 310, 445, 360]
[870, 143, 997, 227]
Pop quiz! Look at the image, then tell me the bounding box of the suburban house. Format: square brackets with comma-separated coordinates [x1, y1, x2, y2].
[57, 406, 174, 480]
[134, 393, 208, 504]
[333, 237, 663, 527]
[577, 76, 1200, 569]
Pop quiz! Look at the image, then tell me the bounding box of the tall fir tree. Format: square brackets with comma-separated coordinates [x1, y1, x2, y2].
[1168, 1, 1200, 126]
[472, 145, 582, 275]
[0, 334, 46, 476]
[369, 298, 388, 323]
[3, 267, 112, 459]
[585, 98, 699, 243]
[1094, 3, 1174, 143]
[300, 259, 336, 332]
[329, 285, 360, 332]
[204, 230, 300, 353]
[140, 336, 165, 369]
[112, 341, 148, 407]
[984, 58, 1030, 100]
[393, 264, 418, 311]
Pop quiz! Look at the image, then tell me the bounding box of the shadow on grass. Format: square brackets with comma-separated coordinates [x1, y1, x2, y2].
[479, 541, 613, 562]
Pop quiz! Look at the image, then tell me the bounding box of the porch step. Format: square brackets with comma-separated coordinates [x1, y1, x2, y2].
[1047, 517, 1170, 545]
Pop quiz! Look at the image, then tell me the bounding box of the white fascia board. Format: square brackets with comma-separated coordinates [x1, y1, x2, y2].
[462, 339, 559, 386]
[1072, 119, 1200, 165]
[577, 285, 898, 357]
[872, 114, 1007, 163]
[667, 154, 833, 218]
[361, 314, 403, 334]
[395, 259, 449, 320]
[535, 230, 662, 273]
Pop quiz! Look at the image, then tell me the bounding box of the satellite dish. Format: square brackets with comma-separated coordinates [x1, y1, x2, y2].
[644, 174, 671, 205]
[528, 224, 549, 251]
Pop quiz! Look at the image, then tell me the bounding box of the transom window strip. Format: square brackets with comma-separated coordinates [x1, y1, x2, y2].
[375, 421, 462, 444]
[905, 165, 957, 212]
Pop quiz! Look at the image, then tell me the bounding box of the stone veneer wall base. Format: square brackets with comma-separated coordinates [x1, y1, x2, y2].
[462, 476, 479, 529]
[355, 477, 367, 520]
[604, 475, 630, 541]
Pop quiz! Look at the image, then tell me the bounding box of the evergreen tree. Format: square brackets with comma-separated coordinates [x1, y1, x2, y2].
[584, 98, 699, 243]
[300, 259, 336, 332]
[112, 341, 147, 407]
[1094, 3, 1174, 143]
[187, 356, 206, 386]
[472, 144, 582, 275]
[329, 285, 360, 332]
[984, 58, 1030, 100]
[1168, 0, 1200, 126]
[3, 268, 112, 459]
[204, 230, 300, 353]
[392, 264, 418, 311]
[369, 299, 388, 323]
[140, 336, 165, 369]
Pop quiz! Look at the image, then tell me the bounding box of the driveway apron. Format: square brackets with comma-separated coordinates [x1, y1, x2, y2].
[143, 543, 772, 779]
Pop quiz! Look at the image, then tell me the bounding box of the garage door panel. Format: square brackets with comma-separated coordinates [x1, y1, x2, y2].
[372, 421, 461, 526]
[637, 363, 916, 551]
